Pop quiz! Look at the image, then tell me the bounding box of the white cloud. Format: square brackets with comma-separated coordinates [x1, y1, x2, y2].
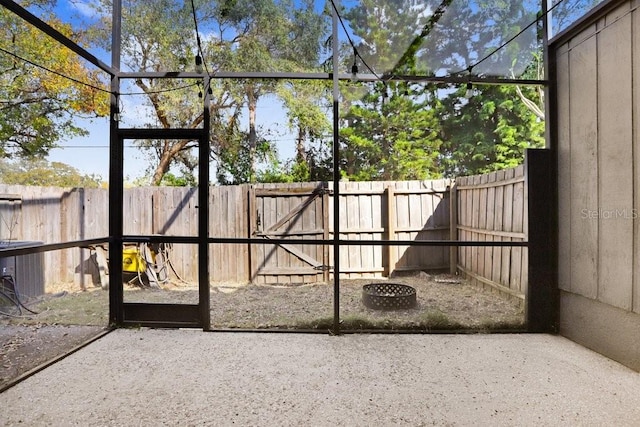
[66, 0, 104, 19]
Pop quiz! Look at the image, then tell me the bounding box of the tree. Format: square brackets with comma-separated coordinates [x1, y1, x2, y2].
[337, 0, 547, 180]
[208, 0, 329, 184]
[417, 0, 541, 77]
[90, 0, 328, 185]
[214, 129, 276, 185]
[438, 84, 545, 176]
[413, 0, 547, 176]
[339, 81, 443, 181]
[336, 1, 444, 181]
[0, 2, 109, 159]
[277, 79, 332, 181]
[0, 159, 102, 187]
[343, 0, 435, 74]
[159, 172, 197, 187]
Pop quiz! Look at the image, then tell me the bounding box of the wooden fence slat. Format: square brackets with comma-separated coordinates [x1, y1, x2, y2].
[359, 182, 374, 278]
[464, 176, 473, 275]
[471, 175, 481, 279]
[493, 170, 506, 286]
[521, 168, 529, 295]
[385, 185, 396, 276]
[501, 169, 515, 288]
[510, 175, 525, 292]
[478, 173, 489, 282]
[449, 183, 458, 274]
[322, 190, 330, 282]
[395, 183, 410, 271]
[434, 179, 450, 267]
[273, 184, 286, 284]
[485, 172, 496, 284]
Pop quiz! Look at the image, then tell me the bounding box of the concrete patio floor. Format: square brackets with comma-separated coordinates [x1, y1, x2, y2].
[1, 330, 640, 426]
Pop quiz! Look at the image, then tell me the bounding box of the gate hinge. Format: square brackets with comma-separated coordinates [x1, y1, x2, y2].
[314, 265, 333, 271]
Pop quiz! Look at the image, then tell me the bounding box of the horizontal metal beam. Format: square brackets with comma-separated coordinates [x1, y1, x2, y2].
[207, 327, 528, 334]
[359, 74, 547, 86]
[119, 71, 331, 80]
[123, 235, 528, 247]
[117, 128, 206, 139]
[0, 233, 528, 258]
[0, 194, 21, 201]
[123, 303, 201, 328]
[0, 238, 110, 257]
[0, 0, 115, 75]
[119, 71, 546, 86]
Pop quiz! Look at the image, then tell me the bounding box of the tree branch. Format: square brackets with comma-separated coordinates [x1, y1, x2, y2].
[514, 84, 545, 120]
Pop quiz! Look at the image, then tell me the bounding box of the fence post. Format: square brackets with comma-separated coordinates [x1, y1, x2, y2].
[525, 148, 558, 332]
[59, 189, 71, 286]
[385, 185, 396, 277]
[449, 182, 458, 275]
[248, 185, 256, 283]
[322, 186, 330, 282]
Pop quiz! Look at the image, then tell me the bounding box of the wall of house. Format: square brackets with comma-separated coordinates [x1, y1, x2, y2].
[553, 0, 640, 370]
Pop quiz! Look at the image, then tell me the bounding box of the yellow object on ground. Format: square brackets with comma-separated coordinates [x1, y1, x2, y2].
[122, 247, 145, 273]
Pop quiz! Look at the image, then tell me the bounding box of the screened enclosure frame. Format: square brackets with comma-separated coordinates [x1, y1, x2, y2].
[0, 0, 559, 333]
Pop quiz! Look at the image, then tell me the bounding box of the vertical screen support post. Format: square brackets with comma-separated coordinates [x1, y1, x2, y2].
[526, 149, 558, 332]
[331, 0, 341, 335]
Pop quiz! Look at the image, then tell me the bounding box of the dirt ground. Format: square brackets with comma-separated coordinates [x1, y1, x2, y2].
[0, 324, 106, 390]
[0, 272, 523, 389]
[209, 273, 524, 330]
[0, 285, 108, 390]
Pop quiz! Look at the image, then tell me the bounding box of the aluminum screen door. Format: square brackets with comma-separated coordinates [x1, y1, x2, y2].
[109, 131, 210, 330]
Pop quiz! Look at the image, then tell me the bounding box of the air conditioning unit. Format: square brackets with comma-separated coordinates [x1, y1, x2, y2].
[0, 241, 44, 299]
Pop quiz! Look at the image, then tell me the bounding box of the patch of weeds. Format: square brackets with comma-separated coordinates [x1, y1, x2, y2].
[293, 316, 334, 330]
[8, 290, 109, 326]
[340, 315, 383, 330]
[414, 309, 462, 330]
[294, 311, 466, 331]
[475, 316, 526, 332]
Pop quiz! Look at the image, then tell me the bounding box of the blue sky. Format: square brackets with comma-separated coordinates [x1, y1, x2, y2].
[47, 97, 299, 182]
[42, 0, 306, 182]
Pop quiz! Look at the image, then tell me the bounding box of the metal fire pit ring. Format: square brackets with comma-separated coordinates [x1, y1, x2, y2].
[362, 283, 417, 310]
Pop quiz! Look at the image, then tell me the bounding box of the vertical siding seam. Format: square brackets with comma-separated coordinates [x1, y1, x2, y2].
[595, 18, 601, 302]
[567, 43, 573, 294]
[632, 5, 637, 311]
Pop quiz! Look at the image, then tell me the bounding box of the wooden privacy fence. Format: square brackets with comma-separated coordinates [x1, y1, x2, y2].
[0, 169, 526, 299]
[250, 181, 451, 284]
[453, 166, 528, 301]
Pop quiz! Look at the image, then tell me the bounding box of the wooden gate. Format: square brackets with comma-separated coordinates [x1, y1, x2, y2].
[249, 184, 330, 284]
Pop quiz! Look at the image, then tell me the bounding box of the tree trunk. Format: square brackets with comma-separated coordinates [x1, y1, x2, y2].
[150, 137, 197, 185]
[296, 126, 306, 162]
[247, 88, 257, 182]
[151, 155, 172, 186]
[248, 97, 257, 149]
